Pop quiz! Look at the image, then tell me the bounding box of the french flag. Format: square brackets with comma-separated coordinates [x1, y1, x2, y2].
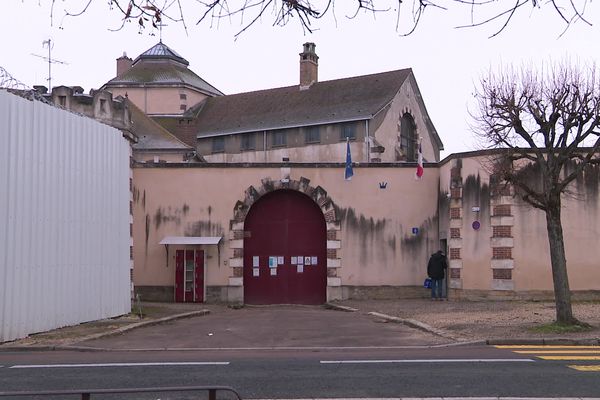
[415, 141, 424, 179]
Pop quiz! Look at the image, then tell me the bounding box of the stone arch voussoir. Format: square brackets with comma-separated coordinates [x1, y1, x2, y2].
[227, 176, 343, 300]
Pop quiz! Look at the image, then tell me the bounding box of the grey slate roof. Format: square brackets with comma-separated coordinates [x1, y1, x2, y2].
[127, 100, 191, 151]
[189, 69, 413, 138]
[133, 42, 189, 66]
[104, 42, 223, 96]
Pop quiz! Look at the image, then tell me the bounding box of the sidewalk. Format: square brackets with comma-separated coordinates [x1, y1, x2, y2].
[1, 299, 598, 350]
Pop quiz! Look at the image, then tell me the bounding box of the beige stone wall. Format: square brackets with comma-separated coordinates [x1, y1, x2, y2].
[108, 87, 208, 116]
[132, 163, 440, 301]
[439, 153, 600, 296]
[374, 76, 438, 163]
[133, 152, 189, 163]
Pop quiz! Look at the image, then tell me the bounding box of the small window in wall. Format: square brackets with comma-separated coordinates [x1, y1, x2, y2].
[400, 113, 417, 162]
[180, 104, 187, 111]
[272, 131, 287, 147]
[340, 122, 356, 140]
[212, 136, 225, 153]
[241, 133, 255, 151]
[305, 126, 320, 143]
[180, 93, 187, 100]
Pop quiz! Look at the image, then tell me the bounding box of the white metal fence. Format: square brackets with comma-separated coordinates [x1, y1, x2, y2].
[0, 90, 131, 342]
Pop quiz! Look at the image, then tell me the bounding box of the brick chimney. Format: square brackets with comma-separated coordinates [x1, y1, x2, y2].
[299, 42, 318, 90]
[116, 52, 133, 77]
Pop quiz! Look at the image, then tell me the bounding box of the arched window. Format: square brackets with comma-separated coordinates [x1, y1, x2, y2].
[400, 113, 417, 162]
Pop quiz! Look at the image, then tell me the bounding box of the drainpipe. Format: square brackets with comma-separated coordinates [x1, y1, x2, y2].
[263, 131, 267, 162]
[144, 85, 148, 114]
[365, 119, 370, 163]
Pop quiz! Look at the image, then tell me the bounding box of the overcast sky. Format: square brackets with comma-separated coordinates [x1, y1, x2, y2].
[3, 1, 599, 157]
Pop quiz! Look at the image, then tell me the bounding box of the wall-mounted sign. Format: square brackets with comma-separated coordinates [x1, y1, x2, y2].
[412, 227, 419, 235]
[253, 256, 259, 268]
[472, 220, 481, 230]
[253, 268, 259, 277]
[472, 206, 480, 212]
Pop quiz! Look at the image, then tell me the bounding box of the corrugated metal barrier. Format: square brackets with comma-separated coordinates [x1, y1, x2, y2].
[0, 90, 131, 342]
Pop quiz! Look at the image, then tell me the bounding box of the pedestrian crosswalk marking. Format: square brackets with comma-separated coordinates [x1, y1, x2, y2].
[495, 345, 600, 371]
[568, 365, 600, 371]
[537, 355, 600, 360]
[514, 350, 600, 354]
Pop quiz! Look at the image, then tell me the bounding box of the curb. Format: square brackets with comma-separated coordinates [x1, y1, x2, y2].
[0, 310, 211, 352]
[368, 312, 459, 341]
[324, 303, 359, 312]
[487, 338, 600, 346]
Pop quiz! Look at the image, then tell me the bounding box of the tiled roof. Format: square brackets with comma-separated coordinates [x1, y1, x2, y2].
[190, 69, 413, 137]
[104, 42, 223, 96]
[106, 63, 223, 96]
[127, 100, 191, 150]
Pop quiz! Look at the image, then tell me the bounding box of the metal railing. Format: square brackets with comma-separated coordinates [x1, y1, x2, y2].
[0, 385, 242, 400]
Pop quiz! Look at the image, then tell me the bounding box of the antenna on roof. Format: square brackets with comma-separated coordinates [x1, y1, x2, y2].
[31, 39, 69, 92]
[157, 22, 168, 43]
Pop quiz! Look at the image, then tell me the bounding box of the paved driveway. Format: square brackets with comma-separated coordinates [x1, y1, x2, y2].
[81, 305, 448, 349]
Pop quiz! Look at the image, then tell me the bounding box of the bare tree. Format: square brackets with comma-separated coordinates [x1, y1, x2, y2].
[473, 63, 600, 324]
[48, 0, 592, 38]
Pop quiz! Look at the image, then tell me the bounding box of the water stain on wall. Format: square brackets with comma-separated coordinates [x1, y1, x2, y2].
[153, 206, 189, 230]
[334, 205, 393, 265]
[185, 220, 225, 237]
[569, 161, 600, 205]
[145, 213, 150, 255]
[462, 174, 490, 217]
[401, 215, 437, 260]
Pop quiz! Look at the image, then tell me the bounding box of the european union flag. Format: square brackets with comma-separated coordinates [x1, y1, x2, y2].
[344, 137, 354, 181]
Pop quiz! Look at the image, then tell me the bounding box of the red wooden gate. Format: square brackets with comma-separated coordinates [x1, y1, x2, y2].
[175, 249, 204, 303]
[243, 190, 326, 304]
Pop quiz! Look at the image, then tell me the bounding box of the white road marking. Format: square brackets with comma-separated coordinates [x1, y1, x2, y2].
[254, 398, 600, 400]
[9, 362, 229, 369]
[320, 358, 536, 364]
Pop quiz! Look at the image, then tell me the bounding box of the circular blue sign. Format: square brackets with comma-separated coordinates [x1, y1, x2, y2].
[472, 220, 481, 230]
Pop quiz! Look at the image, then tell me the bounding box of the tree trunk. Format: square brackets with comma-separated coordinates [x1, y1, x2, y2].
[544, 194, 575, 324]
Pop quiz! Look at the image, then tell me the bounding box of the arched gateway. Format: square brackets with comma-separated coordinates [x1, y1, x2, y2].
[243, 190, 327, 304]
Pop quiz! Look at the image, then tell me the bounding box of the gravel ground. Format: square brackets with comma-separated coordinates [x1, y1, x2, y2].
[335, 299, 600, 342]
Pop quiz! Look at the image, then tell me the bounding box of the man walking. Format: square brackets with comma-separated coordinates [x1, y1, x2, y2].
[427, 250, 448, 300]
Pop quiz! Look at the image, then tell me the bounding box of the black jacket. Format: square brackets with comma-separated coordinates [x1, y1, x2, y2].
[427, 251, 448, 279]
